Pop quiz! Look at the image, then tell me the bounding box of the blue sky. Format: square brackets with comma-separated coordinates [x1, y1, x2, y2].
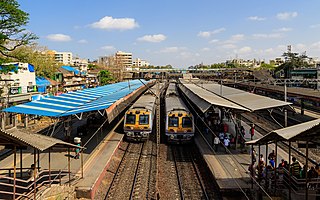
[18, 0, 320, 68]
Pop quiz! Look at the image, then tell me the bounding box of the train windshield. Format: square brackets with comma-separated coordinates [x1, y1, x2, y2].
[126, 114, 136, 124]
[168, 117, 179, 127]
[182, 117, 192, 128]
[139, 115, 149, 125]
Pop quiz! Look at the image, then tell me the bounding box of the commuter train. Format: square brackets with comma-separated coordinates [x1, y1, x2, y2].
[123, 83, 163, 141]
[165, 83, 194, 143]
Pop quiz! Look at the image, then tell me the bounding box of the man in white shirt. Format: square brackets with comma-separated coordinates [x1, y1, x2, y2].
[224, 137, 230, 153]
[213, 135, 220, 152]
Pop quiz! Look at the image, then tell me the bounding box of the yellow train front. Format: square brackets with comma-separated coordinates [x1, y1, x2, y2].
[165, 83, 195, 143]
[124, 107, 154, 141]
[123, 84, 159, 141]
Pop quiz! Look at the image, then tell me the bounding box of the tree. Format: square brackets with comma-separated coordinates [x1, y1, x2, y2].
[0, 0, 37, 61]
[9, 44, 60, 77]
[98, 70, 114, 86]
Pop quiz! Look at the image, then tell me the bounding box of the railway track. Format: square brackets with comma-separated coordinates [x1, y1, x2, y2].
[105, 138, 157, 200]
[158, 144, 221, 200]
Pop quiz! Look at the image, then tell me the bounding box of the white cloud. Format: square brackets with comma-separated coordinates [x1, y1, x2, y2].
[252, 33, 282, 39]
[91, 16, 139, 30]
[101, 45, 115, 50]
[201, 47, 210, 51]
[248, 16, 266, 21]
[209, 39, 219, 44]
[160, 47, 186, 53]
[237, 46, 252, 54]
[46, 34, 71, 42]
[311, 41, 320, 49]
[197, 28, 226, 38]
[221, 44, 237, 49]
[310, 24, 320, 29]
[137, 34, 166, 43]
[224, 34, 245, 44]
[273, 27, 292, 32]
[78, 39, 88, 44]
[276, 12, 298, 20]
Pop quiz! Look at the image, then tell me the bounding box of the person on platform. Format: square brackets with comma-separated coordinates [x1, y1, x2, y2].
[224, 136, 230, 153]
[213, 135, 220, 152]
[28, 164, 38, 181]
[290, 157, 301, 178]
[75, 143, 81, 159]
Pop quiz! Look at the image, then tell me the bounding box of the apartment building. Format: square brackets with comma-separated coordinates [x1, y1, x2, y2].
[132, 58, 150, 67]
[115, 51, 132, 68]
[54, 51, 73, 65]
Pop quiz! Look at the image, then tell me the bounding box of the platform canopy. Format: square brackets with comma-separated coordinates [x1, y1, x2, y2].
[179, 83, 249, 112]
[199, 83, 292, 112]
[246, 118, 320, 145]
[2, 80, 149, 118]
[0, 128, 83, 151]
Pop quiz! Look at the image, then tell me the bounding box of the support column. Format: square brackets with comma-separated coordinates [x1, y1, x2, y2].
[20, 148, 23, 178]
[301, 99, 305, 115]
[49, 148, 51, 185]
[12, 114, 17, 128]
[24, 114, 28, 128]
[274, 141, 278, 194]
[289, 141, 292, 200]
[1, 112, 6, 130]
[265, 143, 268, 190]
[13, 146, 16, 200]
[306, 141, 309, 200]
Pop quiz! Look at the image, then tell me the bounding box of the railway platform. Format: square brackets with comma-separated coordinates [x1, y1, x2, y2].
[195, 119, 291, 193]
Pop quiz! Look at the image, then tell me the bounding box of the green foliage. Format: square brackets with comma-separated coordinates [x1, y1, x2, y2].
[0, 64, 17, 74]
[88, 64, 99, 70]
[9, 44, 60, 77]
[98, 70, 114, 86]
[259, 63, 276, 70]
[0, 0, 37, 63]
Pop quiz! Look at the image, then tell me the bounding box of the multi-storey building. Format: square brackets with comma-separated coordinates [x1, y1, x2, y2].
[72, 57, 88, 72]
[53, 51, 73, 65]
[132, 58, 150, 67]
[115, 51, 132, 68]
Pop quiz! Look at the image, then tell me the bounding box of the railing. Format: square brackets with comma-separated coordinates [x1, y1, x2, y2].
[0, 169, 73, 199]
[254, 167, 320, 197]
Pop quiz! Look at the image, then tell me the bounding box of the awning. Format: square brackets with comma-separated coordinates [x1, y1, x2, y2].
[246, 118, 320, 145]
[179, 83, 249, 112]
[0, 128, 83, 151]
[3, 80, 149, 117]
[199, 83, 292, 112]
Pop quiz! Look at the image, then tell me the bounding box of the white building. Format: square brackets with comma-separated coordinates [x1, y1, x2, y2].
[72, 57, 88, 72]
[54, 51, 73, 65]
[132, 58, 150, 67]
[0, 62, 36, 95]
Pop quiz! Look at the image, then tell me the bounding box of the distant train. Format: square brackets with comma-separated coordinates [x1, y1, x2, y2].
[123, 83, 163, 141]
[165, 83, 194, 143]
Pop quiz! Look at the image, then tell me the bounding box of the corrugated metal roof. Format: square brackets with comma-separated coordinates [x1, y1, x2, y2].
[246, 118, 320, 145]
[0, 128, 82, 151]
[3, 80, 149, 117]
[200, 83, 292, 111]
[180, 83, 249, 112]
[165, 83, 189, 112]
[130, 83, 162, 112]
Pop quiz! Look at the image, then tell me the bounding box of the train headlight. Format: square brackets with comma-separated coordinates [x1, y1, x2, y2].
[170, 135, 175, 140]
[126, 132, 133, 136]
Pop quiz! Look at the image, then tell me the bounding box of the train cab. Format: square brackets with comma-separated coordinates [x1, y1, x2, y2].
[166, 109, 194, 142]
[124, 107, 153, 141]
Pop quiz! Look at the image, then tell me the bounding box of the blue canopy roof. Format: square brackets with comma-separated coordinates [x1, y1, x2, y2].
[3, 80, 149, 117]
[61, 66, 80, 75]
[36, 77, 51, 86]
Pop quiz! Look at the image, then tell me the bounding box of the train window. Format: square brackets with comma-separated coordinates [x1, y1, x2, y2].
[126, 114, 136, 124]
[182, 117, 192, 128]
[168, 117, 178, 127]
[139, 115, 149, 125]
